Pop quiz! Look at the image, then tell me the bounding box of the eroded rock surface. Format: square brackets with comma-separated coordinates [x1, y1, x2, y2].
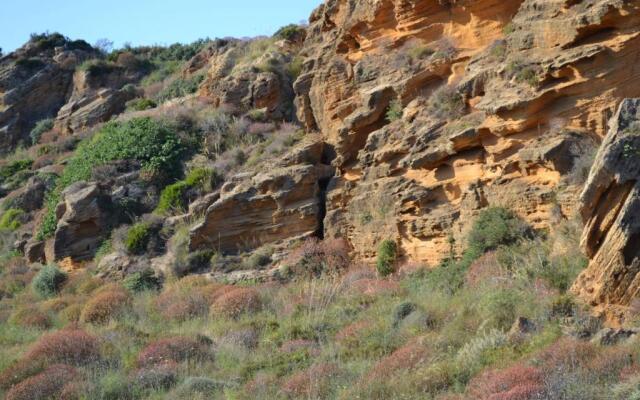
[189, 137, 334, 254]
[572, 99, 640, 321]
[291, 0, 640, 264]
[53, 182, 113, 261]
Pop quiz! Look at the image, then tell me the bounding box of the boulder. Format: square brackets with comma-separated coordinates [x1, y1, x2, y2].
[52, 182, 112, 261]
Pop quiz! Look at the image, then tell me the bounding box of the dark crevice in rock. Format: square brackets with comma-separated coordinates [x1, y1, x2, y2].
[315, 174, 333, 240]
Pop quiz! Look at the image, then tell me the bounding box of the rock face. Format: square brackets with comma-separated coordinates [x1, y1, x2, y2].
[572, 99, 640, 321]
[189, 137, 334, 254]
[197, 39, 300, 120]
[55, 67, 136, 134]
[291, 0, 640, 264]
[0, 37, 98, 152]
[53, 182, 112, 261]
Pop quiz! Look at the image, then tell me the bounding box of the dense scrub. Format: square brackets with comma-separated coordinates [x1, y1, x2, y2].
[1, 207, 633, 399]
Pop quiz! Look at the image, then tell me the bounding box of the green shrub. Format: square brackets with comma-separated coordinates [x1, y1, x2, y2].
[156, 73, 205, 103]
[125, 222, 152, 255]
[287, 56, 304, 79]
[125, 98, 157, 111]
[32, 265, 67, 298]
[376, 240, 397, 277]
[386, 100, 403, 122]
[123, 269, 162, 292]
[38, 117, 184, 240]
[30, 119, 54, 144]
[0, 208, 24, 230]
[247, 108, 267, 122]
[392, 302, 417, 328]
[551, 294, 576, 318]
[78, 59, 119, 77]
[274, 24, 305, 41]
[468, 207, 529, 254]
[156, 181, 190, 215]
[0, 159, 33, 182]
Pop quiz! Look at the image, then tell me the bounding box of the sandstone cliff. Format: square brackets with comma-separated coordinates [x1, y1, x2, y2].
[289, 0, 640, 264]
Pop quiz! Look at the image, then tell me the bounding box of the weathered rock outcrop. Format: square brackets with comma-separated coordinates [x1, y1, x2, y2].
[197, 38, 301, 120]
[189, 137, 334, 254]
[572, 99, 640, 322]
[0, 37, 97, 152]
[52, 182, 113, 261]
[55, 66, 136, 134]
[291, 0, 640, 264]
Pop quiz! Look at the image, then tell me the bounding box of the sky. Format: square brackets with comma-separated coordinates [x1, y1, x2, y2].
[0, 0, 322, 53]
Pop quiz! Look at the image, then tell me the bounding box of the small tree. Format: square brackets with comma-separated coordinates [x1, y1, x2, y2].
[376, 239, 398, 277]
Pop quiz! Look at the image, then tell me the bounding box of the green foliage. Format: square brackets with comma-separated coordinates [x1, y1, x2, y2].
[0, 209, 24, 231]
[156, 168, 219, 215]
[123, 269, 162, 293]
[37, 118, 184, 240]
[125, 98, 157, 111]
[286, 55, 304, 79]
[273, 24, 305, 41]
[32, 265, 67, 298]
[125, 222, 152, 255]
[78, 59, 120, 77]
[0, 159, 32, 182]
[156, 181, 190, 215]
[503, 23, 515, 35]
[30, 119, 54, 144]
[386, 99, 403, 122]
[155, 73, 205, 103]
[376, 240, 397, 277]
[506, 60, 539, 86]
[468, 207, 529, 254]
[246, 108, 267, 122]
[407, 45, 435, 61]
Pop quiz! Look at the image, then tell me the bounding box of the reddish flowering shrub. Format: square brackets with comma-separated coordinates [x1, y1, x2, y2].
[368, 343, 429, 380]
[80, 285, 131, 324]
[210, 287, 262, 318]
[465, 252, 505, 288]
[281, 363, 339, 398]
[244, 372, 278, 397]
[137, 337, 213, 367]
[467, 364, 545, 400]
[286, 238, 350, 277]
[25, 329, 101, 366]
[534, 338, 597, 370]
[9, 306, 52, 329]
[335, 320, 372, 343]
[155, 281, 223, 321]
[5, 364, 77, 400]
[0, 359, 46, 390]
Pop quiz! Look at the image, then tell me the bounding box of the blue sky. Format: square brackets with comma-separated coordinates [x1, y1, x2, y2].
[0, 0, 322, 53]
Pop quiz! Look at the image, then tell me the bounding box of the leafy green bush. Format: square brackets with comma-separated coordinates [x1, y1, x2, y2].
[126, 98, 157, 111]
[468, 207, 529, 254]
[287, 56, 304, 79]
[125, 222, 152, 255]
[386, 100, 403, 122]
[32, 265, 67, 298]
[274, 24, 305, 41]
[156, 73, 205, 103]
[30, 119, 54, 144]
[0, 208, 25, 231]
[123, 269, 162, 293]
[0, 159, 33, 182]
[38, 117, 184, 240]
[156, 181, 190, 215]
[376, 240, 397, 277]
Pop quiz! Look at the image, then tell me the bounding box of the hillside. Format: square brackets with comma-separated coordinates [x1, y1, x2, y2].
[1, 0, 640, 399]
